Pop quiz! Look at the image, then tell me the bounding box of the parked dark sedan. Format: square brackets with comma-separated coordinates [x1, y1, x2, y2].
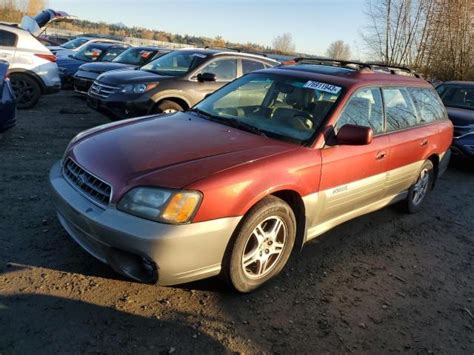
[73, 46, 168, 94]
[0, 60, 16, 132]
[437, 81, 474, 161]
[57, 42, 130, 87]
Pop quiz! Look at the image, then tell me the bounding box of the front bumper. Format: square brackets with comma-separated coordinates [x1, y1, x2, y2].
[49, 161, 241, 285]
[87, 94, 152, 119]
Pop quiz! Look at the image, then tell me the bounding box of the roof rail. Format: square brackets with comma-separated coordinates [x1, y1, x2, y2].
[294, 57, 421, 78]
[203, 46, 269, 58]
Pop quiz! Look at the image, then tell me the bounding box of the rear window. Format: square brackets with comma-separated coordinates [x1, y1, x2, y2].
[408, 88, 446, 123]
[0, 30, 17, 47]
[242, 60, 265, 75]
[383, 88, 418, 131]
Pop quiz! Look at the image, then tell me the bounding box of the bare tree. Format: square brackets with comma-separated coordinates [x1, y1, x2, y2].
[272, 33, 296, 54]
[326, 40, 352, 60]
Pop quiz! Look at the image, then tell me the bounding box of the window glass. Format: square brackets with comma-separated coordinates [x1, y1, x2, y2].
[242, 60, 265, 75]
[0, 30, 17, 47]
[61, 37, 89, 49]
[336, 88, 384, 134]
[437, 85, 474, 110]
[201, 59, 237, 81]
[141, 51, 207, 76]
[73, 46, 104, 62]
[383, 88, 418, 130]
[102, 47, 127, 62]
[195, 73, 342, 143]
[113, 48, 158, 65]
[409, 88, 446, 123]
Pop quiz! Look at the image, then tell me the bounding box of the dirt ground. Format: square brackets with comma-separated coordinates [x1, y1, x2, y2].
[0, 91, 473, 354]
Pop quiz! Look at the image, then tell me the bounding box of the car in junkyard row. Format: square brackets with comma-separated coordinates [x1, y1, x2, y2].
[73, 46, 169, 95]
[87, 48, 278, 118]
[50, 59, 453, 292]
[57, 42, 130, 88]
[436, 81, 474, 162]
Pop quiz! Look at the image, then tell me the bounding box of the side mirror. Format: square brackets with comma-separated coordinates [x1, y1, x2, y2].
[197, 72, 216, 82]
[336, 124, 373, 145]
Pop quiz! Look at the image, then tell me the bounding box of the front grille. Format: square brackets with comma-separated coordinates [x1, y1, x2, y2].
[63, 158, 112, 206]
[89, 81, 120, 99]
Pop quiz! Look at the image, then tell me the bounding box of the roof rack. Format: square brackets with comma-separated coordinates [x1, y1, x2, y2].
[294, 57, 421, 78]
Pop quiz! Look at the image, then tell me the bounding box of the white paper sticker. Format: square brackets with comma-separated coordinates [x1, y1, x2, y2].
[303, 81, 342, 94]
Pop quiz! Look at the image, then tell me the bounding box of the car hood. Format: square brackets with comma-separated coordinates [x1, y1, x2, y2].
[79, 62, 134, 74]
[446, 107, 474, 126]
[97, 69, 172, 85]
[68, 112, 297, 202]
[57, 57, 84, 72]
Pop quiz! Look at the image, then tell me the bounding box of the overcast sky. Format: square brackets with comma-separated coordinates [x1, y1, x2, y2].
[48, 0, 368, 56]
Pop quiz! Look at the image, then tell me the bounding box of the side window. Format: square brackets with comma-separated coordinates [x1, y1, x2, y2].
[201, 58, 237, 81]
[408, 88, 446, 123]
[242, 60, 265, 75]
[0, 30, 17, 47]
[336, 88, 384, 134]
[383, 88, 418, 131]
[102, 47, 126, 62]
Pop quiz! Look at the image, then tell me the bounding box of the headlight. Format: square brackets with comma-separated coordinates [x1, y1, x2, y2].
[117, 187, 202, 224]
[121, 83, 158, 94]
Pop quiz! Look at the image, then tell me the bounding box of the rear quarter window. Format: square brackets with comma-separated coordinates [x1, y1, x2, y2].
[383, 88, 418, 131]
[0, 30, 17, 47]
[408, 88, 446, 123]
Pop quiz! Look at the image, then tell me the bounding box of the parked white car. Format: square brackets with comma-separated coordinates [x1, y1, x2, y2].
[0, 9, 75, 108]
[49, 37, 125, 58]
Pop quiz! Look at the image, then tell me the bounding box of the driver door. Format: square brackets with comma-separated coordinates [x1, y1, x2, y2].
[318, 87, 390, 224]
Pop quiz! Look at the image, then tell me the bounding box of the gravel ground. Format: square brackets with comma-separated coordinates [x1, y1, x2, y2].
[0, 91, 473, 354]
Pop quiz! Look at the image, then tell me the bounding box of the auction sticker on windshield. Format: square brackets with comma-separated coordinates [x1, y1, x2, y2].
[303, 81, 342, 94]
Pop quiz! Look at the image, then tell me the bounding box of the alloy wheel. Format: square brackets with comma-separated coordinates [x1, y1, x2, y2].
[241, 216, 287, 279]
[412, 168, 430, 206]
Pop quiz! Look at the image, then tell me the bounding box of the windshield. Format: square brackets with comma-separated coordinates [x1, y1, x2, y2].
[113, 48, 158, 66]
[72, 45, 104, 62]
[194, 73, 343, 143]
[141, 51, 208, 76]
[437, 84, 474, 110]
[61, 37, 89, 49]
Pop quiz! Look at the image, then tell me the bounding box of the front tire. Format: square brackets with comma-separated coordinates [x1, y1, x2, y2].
[10, 74, 41, 109]
[224, 196, 296, 293]
[405, 160, 435, 213]
[154, 100, 184, 114]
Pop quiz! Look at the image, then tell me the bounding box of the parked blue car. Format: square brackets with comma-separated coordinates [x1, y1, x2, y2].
[0, 60, 16, 132]
[57, 42, 130, 88]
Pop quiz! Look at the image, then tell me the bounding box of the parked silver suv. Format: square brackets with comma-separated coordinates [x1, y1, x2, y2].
[0, 9, 74, 108]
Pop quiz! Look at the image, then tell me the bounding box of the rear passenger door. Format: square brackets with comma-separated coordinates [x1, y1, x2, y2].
[318, 87, 390, 224]
[383, 87, 439, 197]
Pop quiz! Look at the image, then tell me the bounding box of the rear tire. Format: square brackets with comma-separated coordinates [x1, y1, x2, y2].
[10, 73, 41, 109]
[405, 160, 435, 213]
[154, 100, 184, 114]
[223, 196, 296, 293]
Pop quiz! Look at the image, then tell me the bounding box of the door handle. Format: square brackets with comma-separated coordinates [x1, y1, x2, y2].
[376, 151, 387, 160]
[420, 139, 428, 147]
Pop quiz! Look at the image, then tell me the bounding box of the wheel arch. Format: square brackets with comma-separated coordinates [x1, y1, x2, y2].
[8, 69, 46, 93]
[427, 153, 440, 189]
[149, 95, 191, 114]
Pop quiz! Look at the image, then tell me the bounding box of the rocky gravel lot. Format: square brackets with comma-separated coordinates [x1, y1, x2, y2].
[0, 91, 473, 354]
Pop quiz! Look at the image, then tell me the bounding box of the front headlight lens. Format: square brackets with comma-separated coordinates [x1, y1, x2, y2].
[121, 83, 158, 94]
[118, 187, 202, 224]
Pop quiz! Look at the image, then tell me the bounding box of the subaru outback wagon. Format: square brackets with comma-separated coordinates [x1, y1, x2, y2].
[50, 59, 453, 292]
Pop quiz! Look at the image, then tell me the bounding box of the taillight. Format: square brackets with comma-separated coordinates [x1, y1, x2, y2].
[35, 53, 57, 62]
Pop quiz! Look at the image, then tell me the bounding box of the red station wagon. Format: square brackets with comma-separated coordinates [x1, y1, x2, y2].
[50, 59, 453, 292]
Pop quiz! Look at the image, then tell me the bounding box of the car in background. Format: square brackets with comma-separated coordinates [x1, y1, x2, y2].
[0, 60, 16, 132]
[51, 59, 452, 292]
[0, 9, 74, 108]
[57, 42, 130, 88]
[436, 81, 474, 162]
[87, 48, 278, 118]
[48, 36, 124, 58]
[73, 46, 169, 95]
